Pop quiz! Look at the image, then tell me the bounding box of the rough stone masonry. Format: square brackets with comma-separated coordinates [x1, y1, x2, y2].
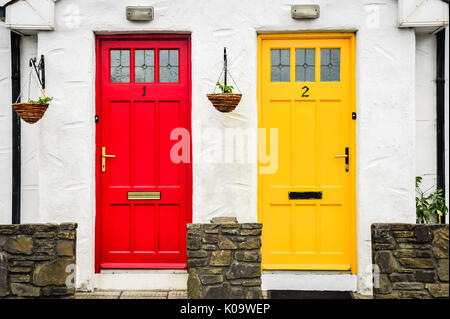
[0, 223, 77, 298]
[372, 223, 448, 299]
[186, 217, 262, 299]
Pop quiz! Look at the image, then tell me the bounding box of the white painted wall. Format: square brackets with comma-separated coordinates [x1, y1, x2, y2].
[415, 34, 437, 193]
[414, 27, 450, 220]
[353, 4, 416, 294]
[1, 0, 425, 294]
[0, 30, 41, 224]
[445, 26, 449, 212]
[0, 22, 11, 225]
[19, 35, 41, 223]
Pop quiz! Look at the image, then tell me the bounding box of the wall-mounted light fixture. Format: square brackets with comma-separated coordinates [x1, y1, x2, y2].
[291, 5, 320, 19]
[126, 6, 154, 21]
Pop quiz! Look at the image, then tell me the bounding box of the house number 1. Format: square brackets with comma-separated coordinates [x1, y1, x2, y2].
[143, 85, 146, 96]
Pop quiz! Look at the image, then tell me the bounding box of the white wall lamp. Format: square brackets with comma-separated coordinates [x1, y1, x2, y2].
[126, 6, 154, 22]
[291, 5, 320, 19]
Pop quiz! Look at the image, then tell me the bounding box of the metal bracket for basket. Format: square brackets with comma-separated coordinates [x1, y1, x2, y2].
[214, 47, 240, 94]
[29, 55, 45, 91]
[223, 48, 228, 92]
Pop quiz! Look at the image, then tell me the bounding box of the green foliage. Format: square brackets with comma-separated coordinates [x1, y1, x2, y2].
[28, 96, 53, 105]
[416, 176, 448, 224]
[216, 81, 234, 93]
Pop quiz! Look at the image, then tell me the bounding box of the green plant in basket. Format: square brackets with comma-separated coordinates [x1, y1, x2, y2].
[216, 82, 234, 93]
[28, 96, 53, 105]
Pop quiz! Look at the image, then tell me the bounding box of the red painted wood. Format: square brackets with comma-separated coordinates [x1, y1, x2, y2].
[95, 35, 192, 271]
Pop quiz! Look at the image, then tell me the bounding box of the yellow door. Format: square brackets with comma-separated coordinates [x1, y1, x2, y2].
[257, 33, 356, 273]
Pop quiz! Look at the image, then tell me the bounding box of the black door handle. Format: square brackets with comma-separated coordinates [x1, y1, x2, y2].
[334, 147, 349, 172]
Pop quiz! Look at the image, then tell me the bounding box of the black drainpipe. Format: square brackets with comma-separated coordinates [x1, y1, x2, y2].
[436, 28, 446, 224]
[11, 31, 21, 225]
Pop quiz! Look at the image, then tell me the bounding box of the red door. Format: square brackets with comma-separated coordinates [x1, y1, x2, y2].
[95, 35, 192, 271]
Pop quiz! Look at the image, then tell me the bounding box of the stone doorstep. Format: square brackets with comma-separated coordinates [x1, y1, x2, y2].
[75, 290, 269, 299]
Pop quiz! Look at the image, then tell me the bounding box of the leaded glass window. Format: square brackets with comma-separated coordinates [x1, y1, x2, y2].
[159, 49, 179, 83]
[135, 50, 155, 83]
[320, 48, 340, 82]
[295, 49, 315, 82]
[271, 49, 290, 82]
[110, 50, 130, 83]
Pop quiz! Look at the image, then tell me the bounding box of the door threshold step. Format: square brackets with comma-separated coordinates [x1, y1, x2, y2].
[262, 272, 357, 291]
[94, 271, 188, 290]
[100, 269, 187, 274]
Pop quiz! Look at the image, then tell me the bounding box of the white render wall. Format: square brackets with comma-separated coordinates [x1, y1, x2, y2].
[415, 34, 437, 193]
[445, 26, 449, 211]
[19, 35, 41, 223]
[414, 27, 450, 215]
[0, 0, 422, 294]
[0, 22, 11, 225]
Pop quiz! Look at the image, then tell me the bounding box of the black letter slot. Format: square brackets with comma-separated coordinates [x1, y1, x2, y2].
[288, 191, 322, 200]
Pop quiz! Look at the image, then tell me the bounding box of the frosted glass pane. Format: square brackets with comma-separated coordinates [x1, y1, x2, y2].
[110, 50, 130, 83]
[280, 50, 290, 65]
[159, 49, 179, 83]
[271, 50, 280, 65]
[305, 50, 315, 65]
[296, 49, 315, 82]
[135, 50, 154, 83]
[145, 50, 155, 66]
[321, 48, 340, 82]
[271, 66, 280, 82]
[111, 50, 121, 67]
[271, 49, 290, 82]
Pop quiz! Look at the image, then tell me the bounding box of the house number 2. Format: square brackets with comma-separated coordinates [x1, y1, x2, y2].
[301, 86, 309, 97]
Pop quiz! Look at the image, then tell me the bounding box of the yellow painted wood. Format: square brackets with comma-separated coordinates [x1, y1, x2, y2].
[257, 33, 357, 273]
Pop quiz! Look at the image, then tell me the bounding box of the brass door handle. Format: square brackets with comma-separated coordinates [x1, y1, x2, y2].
[334, 147, 349, 172]
[102, 147, 116, 172]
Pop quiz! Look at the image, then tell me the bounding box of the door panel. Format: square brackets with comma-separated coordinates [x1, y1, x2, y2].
[134, 205, 156, 251]
[159, 204, 180, 252]
[159, 101, 180, 186]
[134, 101, 156, 187]
[258, 34, 356, 272]
[96, 35, 191, 271]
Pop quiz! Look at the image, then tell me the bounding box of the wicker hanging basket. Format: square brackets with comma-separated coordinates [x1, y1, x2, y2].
[207, 93, 242, 113]
[12, 102, 49, 124]
[12, 55, 50, 124]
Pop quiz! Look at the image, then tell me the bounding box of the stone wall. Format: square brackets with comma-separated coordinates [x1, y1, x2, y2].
[186, 217, 262, 299]
[0, 223, 77, 298]
[372, 223, 448, 299]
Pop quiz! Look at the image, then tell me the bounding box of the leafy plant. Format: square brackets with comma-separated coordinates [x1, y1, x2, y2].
[416, 176, 448, 224]
[28, 96, 53, 105]
[216, 81, 234, 93]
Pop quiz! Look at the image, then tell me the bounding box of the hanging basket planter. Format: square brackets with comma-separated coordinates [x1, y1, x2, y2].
[207, 48, 242, 113]
[12, 55, 51, 124]
[206, 93, 242, 113]
[12, 102, 49, 124]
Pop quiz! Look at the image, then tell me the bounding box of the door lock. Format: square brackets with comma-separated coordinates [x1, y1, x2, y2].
[334, 147, 349, 172]
[101, 147, 116, 172]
